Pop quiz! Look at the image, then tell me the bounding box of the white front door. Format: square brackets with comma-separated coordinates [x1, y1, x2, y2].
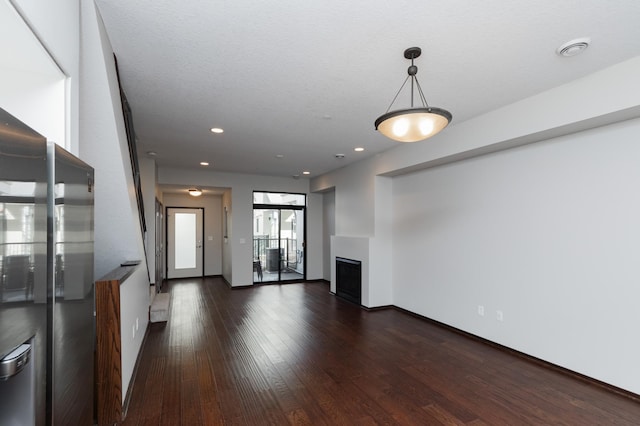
[167, 208, 203, 279]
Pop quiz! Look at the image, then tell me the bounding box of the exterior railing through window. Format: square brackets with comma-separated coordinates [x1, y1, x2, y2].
[253, 237, 299, 272]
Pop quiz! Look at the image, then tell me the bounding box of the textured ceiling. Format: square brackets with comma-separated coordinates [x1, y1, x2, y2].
[95, 0, 640, 179]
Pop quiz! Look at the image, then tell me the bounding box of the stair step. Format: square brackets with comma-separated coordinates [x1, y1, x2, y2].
[150, 293, 170, 323]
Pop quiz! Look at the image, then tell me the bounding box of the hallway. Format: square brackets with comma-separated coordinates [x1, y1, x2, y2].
[122, 278, 640, 425]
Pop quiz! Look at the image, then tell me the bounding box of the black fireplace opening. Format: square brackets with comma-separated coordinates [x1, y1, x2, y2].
[336, 257, 362, 305]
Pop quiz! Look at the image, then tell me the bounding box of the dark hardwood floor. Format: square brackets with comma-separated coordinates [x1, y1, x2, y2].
[122, 277, 640, 425]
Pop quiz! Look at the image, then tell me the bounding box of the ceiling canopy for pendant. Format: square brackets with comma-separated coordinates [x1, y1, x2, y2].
[375, 47, 452, 143]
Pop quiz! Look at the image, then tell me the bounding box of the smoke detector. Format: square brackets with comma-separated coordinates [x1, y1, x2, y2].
[556, 37, 591, 57]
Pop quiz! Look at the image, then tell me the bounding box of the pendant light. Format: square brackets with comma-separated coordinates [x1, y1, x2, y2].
[375, 47, 452, 142]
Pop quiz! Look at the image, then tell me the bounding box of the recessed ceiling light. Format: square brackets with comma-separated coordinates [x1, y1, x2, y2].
[556, 37, 591, 57]
[200, 162, 209, 166]
[354, 147, 364, 152]
[210, 127, 224, 134]
[275, 154, 284, 159]
[302, 171, 310, 175]
[146, 151, 157, 156]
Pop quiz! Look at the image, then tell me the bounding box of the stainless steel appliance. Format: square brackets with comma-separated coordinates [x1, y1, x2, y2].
[0, 107, 94, 425]
[0, 342, 35, 425]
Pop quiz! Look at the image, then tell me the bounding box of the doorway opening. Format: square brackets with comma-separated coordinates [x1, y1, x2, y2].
[253, 192, 305, 283]
[155, 198, 165, 291]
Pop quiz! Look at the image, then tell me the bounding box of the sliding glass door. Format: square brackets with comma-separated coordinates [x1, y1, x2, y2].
[253, 193, 305, 283]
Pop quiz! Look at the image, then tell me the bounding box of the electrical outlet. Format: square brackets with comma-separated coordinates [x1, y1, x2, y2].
[496, 310, 504, 322]
[478, 305, 485, 316]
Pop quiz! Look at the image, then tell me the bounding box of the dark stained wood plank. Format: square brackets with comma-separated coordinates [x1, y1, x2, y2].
[158, 346, 181, 426]
[196, 356, 225, 424]
[94, 278, 123, 426]
[120, 278, 640, 426]
[130, 356, 165, 425]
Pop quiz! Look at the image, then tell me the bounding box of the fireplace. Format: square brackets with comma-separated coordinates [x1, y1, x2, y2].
[336, 257, 361, 305]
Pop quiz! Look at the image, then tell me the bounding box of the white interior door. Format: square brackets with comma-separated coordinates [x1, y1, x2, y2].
[167, 208, 203, 279]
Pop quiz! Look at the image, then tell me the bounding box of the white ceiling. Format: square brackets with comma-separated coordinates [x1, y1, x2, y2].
[94, 0, 640, 179]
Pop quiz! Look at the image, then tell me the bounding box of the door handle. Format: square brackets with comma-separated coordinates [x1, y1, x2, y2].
[0, 344, 31, 379]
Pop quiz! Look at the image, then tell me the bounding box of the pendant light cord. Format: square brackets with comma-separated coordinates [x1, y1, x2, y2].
[384, 74, 411, 113]
[383, 57, 430, 113]
[413, 77, 430, 108]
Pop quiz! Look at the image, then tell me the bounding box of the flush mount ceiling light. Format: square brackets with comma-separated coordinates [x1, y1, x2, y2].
[188, 188, 202, 197]
[375, 47, 452, 143]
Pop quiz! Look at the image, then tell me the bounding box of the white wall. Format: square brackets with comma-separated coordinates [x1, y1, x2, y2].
[159, 167, 323, 286]
[80, 1, 150, 401]
[139, 157, 158, 283]
[322, 190, 335, 280]
[79, 2, 148, 279]
[305, 192, 324, 281]
[392, 117, 640, 394]
[118, 266, 149, 398]
[163, 193, 223, 276]
[311, 57, 640, 393]
[370, 176, 392, 306]
[313, 158, 378, 237]
[9, 0, 79, 151]
[328, 177, 393, 308]
[0, 67, 66, 147]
